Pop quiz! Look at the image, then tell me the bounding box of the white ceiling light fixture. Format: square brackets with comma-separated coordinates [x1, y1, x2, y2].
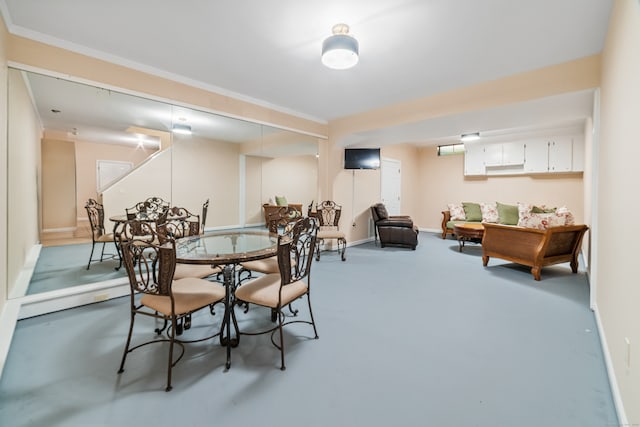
[460, 132, 480, 142]
[322, 23, 359, 70]
[172, 123, 192, 135]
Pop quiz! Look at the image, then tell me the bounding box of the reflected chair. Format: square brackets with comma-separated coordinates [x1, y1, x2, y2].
[370, 203, 419, 250]
[117, 221, 225, 392]
[313, 200, 347, 261]
[238, 206, 301, 282]
[234, 216, 319, 370]
[85, 198, 115, 270]
[158, 208, 220, 280]
[201, 199, 209, 234]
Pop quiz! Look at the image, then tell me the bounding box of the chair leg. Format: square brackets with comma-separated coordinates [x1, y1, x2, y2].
[118, 311, 136, 374]
[339, 238, 347, 261]
[99, 242, 107, 262]
[166, 318, 176, 392]
[278, 310, 286, 371]
[307, 294, 319, 339]
[86, 242, 96, 270]
[315, 238, 323, 261]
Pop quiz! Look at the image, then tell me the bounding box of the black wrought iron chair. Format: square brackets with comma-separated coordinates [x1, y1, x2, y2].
[234, 216, 319, 370]
[117, 221, 225, 392]
[84, 198, 115, 270]
[313, 200, 347, 261]
[201, 199, 209, 234]
[238, 205, 300, 282]
[157, 208, 220, 280]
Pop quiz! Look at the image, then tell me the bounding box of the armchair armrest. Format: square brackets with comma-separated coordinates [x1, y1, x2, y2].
[377, 217, 414, 228]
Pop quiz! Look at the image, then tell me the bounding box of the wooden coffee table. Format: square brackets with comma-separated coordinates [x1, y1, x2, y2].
[453, 223, 484, 252]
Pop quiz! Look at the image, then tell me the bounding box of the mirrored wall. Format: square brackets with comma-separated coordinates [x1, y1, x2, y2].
[7, 67, 321, 300]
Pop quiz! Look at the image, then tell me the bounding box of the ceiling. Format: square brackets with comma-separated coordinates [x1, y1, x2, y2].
[1, 0, 613, 147]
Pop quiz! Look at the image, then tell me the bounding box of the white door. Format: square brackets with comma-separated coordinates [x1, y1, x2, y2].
[381, 158, 401, 215]
[97, 160, 133, 192]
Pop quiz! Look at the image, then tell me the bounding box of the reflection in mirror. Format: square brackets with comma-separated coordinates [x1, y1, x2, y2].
[6, 67, 319, 302]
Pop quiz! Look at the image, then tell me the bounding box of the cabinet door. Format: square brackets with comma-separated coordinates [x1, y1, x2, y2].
[502, 142, 525, 165]
[549, 138, 572, 172]
[483, 144, 503, 166]
[524, 140, 549, 173]
[464, 144, 485, 175]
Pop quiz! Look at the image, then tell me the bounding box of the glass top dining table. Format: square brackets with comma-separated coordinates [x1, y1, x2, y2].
[174, 228, 279, 370]
[175, 229, 278, 265]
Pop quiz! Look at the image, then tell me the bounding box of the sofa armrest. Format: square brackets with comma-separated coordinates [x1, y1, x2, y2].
[441, 210, 451, 239]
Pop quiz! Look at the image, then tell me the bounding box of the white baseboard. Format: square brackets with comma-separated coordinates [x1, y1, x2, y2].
[593, 303, 628, 425]
[17, 278, 129, 320]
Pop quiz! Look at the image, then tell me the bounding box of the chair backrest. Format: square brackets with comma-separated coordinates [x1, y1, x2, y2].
[201, 199, 209, 233]
[120, 221, 176, 297]
[158, 206, 200, 242]
[315, 200, 342, 228]
[277, 216, 318, 287]
[85, 198, 106, 238]
[370, 203, 388, 223]
[126, 197, 170, 219]
[266, 205, 301, 234]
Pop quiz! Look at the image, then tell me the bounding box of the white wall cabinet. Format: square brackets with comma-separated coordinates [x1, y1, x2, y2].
[464, 144, 485, 175]
[523, 136, 583, 173]
[548, 138, 573, 172]
[465, 135, 584, 176]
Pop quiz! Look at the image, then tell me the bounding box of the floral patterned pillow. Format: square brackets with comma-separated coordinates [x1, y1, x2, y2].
[480, 202, 499, 223]
[556, 206, 575, 225]
[447, 203, 466, 221]
[517, 202, 533, 222]
[518, 212, 566, 229]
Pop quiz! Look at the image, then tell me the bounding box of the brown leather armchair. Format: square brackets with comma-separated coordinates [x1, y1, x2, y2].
[370, 203, 419, 250]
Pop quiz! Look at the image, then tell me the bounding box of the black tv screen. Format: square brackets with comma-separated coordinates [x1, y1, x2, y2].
[344, 148, 381, 170]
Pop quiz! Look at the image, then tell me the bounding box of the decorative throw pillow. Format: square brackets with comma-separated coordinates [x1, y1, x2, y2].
[376, 204, 389, 220]
[556, 206, 575, 225]
[531, 205, 557, 213]
[447, 203, 466, 221]
[275, 195, 288, 206]
[517, 202, 533, 222]
[518, 212, 565, 229]
[497, 202, 519, 225]
[480, 202, 499, 223]
[462, 202, 482, 222]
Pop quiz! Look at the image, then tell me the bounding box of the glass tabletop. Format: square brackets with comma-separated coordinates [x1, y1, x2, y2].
[175, 229, 278, 265]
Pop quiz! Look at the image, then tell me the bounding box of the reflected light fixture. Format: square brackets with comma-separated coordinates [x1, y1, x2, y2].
[322, 23, 359, 70]
[172, 123, 192, 135]
[460, 132, 480, 142]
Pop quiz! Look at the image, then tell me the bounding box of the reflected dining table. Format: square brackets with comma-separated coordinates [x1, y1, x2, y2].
[175, 229, 278, 369]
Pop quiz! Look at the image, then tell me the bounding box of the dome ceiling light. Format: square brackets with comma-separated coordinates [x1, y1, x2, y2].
[321, 23, 359, 70]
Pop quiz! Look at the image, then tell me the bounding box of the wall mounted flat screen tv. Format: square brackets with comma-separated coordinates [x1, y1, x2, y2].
[344, 148, 381, 170]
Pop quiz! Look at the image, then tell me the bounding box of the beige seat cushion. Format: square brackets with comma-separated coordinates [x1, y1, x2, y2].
[235, 273, 307, 309]
[317, 228, 345, 239]
[141, 277, 225, 316]
[173, 263, 221, 280]
[240, 256, 279, 275]
[95, 233, 114, 243]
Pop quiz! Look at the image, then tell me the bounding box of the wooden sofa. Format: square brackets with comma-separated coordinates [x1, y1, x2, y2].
[481, 223, 588, 281]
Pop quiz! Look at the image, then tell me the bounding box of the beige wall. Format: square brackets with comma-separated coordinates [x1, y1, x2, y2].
[74, 139, 155, 222]
[261, 155, 318, 212]
[415, 148, 585, 231]
[7, 68, 41, 298]
[598, 0, 640, 423]
[0, 16, 8, 308]
[41, 138, 75, 230]
[170, 136, 241, 227]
